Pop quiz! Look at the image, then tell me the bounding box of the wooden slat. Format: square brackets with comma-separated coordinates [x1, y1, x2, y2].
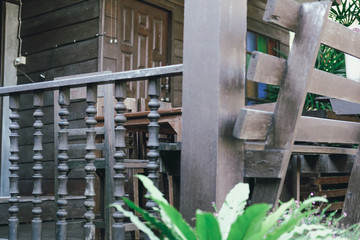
[245, 142, 357, 155]
[314, 176, 350, 185]
[317, 189, 347, 198]
[322, 202, 344, 212]
[263, 0, 301, 31]
[234, 108, 360, 144]
[248, 51, 360, 104]
[263, 0, 360, 58]
[0, 64, 183, 96]
[299, 154, 354, 174]
[321, 20, 360, 58]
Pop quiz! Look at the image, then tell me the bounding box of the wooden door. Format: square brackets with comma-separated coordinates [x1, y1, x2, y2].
[119, 0, 168, 101]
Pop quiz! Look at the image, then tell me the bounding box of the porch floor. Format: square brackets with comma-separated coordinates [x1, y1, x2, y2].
[0, 220, 142, 240]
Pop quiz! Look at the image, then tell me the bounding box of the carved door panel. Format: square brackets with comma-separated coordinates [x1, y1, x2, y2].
[119, 0, 168, 102]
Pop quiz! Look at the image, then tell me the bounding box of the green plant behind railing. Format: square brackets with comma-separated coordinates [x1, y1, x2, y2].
[109, 175, 360, 240]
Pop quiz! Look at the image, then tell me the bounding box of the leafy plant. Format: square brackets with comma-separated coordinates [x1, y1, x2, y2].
[329, 0, 360, 27]
[111, 175, 335, 240]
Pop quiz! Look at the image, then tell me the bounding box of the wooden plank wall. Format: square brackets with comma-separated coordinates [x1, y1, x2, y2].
[101, 0, 184, 107]
[15, 0, 100, 197]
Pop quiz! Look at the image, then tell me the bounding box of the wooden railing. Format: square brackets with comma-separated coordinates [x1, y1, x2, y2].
[2, 64, 183, 240]
[233, 0, 360, 225]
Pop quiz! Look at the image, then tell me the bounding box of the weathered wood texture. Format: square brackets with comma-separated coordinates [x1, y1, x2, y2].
[234, 108, 360, 144]
[247, 52, 360, 104]
[245, 1, 331, 205]
[180, 0, 246, 221]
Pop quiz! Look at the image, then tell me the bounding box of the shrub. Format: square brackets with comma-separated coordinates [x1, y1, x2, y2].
[111, 175, 360, 239]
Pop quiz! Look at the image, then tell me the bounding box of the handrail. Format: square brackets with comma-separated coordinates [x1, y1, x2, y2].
[0, 64, 183, 96]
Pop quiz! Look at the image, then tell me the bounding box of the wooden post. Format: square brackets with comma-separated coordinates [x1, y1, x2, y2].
[84, 84, 98, 240]
[32, 91, 44, 240]
[146, 77, 161, 213]
[56, 87, 70, 240]
[8, 93, 20, 240]
[180, 0, 247, 221]
[112, 81, 127, 240]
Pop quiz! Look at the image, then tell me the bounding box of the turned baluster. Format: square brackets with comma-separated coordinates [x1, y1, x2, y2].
[112, 81, 127, 239]
[32, 91, 44, 240]
[56, 88, 70, 240]
[83, 84, 97, 240]
[146, 77, 160, 212]
[8, 94, 20, 240]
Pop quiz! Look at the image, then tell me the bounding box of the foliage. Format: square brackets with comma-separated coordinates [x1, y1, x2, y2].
[329, 0, 360, 27]
[109, 175, 360, 240]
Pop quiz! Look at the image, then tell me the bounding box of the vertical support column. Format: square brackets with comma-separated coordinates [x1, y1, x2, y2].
[112, 81, 127, 240]
[146, 77, 160, 212]
[8, 93, 20, 240]
[56, 87, 70, 240]
[180, 0, 247, 221]
[84, 84, 97, 240]
[32, 91, 44, 240]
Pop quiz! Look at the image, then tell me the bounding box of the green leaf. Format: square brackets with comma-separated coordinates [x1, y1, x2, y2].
[122, 198, 179, 240]
[137, 175, 197, 240]
[260, 199, 295, 236]
[218, 182, 250, 239]
[136, 175, 173, 229]
[156, 201, 198, 240]
[196, 210, 222, 240]
[110, 203, 160, 240]
[136, 175, 168, 204]
[227, 203, 270, 240]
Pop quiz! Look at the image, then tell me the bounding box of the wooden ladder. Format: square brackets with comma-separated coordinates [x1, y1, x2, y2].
[233, 0, 360, 226]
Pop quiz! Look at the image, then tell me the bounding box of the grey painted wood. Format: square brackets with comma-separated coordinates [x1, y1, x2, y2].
[248, 51, 360, 104]
[83, 84, 97, 240]
[32, 91, 44, 240]
[8, 94, 20, 240]
[112, 82, 127, 240]
[103, 83, 116, 240]
[146, 77, 161, 213]
[233, 108, 360, 144]
[245, 142, 358, 155]
[251, 1, 331, 205]
[56, 87, 70, 240]
[263, 0, 300, 31]
[181, 0, 246, 221]
[0, 65, 183, 96]
[342, 149, 360, 226]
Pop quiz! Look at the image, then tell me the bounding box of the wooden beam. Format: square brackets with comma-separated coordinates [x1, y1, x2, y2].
[342, 148, 360, 226]
[234, 108, 360, 144]
[245, 142, 357, 155]
[248, 51, 360, 104]
[0, 64, 183, 96]
[322, 20, 360, 58]
[263, 0, 301, 31]
[263, 0, 360, 58]
[251, 1, 331, 206]
[180, 0, 246, 221]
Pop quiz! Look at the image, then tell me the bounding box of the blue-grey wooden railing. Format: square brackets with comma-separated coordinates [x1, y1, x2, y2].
[1, 64, 183, 240]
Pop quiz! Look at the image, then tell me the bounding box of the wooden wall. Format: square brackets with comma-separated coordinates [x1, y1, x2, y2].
[16, 0, 101, 197]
